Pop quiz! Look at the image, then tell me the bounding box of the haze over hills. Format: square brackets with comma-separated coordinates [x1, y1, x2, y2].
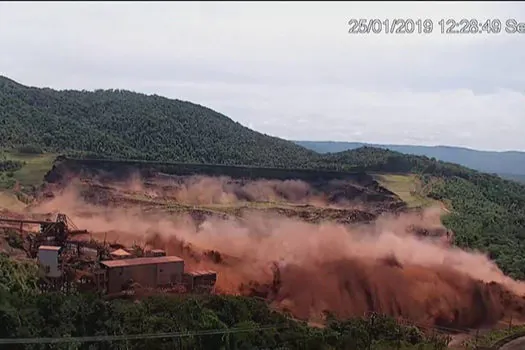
[295, 140, 525, 181]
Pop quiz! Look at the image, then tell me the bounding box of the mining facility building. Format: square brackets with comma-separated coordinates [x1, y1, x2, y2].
[36, 243, 217, 295]
[100, 256, 185, 294]
[37, 245, 63, 278]
[1, 212, 217, 296]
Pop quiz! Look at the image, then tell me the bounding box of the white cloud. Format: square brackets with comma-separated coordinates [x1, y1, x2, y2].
[138, 81, 524, 150]
[0, 1, 524, 150]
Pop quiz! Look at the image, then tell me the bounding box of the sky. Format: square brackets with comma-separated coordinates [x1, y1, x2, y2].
[0, 1, 524, 151]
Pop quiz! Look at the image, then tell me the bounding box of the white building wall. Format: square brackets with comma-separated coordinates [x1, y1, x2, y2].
[37, 249, 61, 278]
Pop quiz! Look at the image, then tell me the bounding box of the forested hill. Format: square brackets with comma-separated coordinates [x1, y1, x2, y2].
[295, 140, 525, 178]
[319, 147, 525, 279]
[0, 76, 318, 167]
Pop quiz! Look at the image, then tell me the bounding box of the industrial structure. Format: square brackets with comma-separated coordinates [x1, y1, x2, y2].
[100, 256, 185, 294]
[0, 213, 88, 257]
[1, 213, 217, 296]
[37, 245, 63, 278]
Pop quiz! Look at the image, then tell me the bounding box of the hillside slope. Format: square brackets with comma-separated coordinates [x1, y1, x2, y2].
[33, 146, 525, 280]
[295, 140, 525, 177]
[2, 75, 525, 280]
[0, 76, 318, 167]
[319, 147, 525, 279]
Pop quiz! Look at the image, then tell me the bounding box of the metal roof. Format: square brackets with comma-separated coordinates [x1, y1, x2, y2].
[185, 270, 217, 276]
[100, 256, 184, 268]
[38, 245, 62, 251]
[110, 248, 132, 257]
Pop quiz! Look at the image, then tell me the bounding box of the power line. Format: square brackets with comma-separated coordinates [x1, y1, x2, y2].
[0, 325, 287, 345]
[0, 313, 516, 346]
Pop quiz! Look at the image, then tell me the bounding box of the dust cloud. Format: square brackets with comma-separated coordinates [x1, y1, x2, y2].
[75, 172, 378, 209]
[28, 178, 525, 329]
[108, 175, 318, 204]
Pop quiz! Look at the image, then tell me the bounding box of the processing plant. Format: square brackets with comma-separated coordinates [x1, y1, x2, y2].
[1, 213, 217, 296]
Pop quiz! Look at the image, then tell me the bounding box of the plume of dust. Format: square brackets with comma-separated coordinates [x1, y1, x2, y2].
[83, 172, 356, 207]
[29, 180, 525, 328]
[167, 176, 328, 205]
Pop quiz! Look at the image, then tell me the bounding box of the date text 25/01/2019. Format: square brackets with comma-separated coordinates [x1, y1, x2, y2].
[347, 19, 525, 34]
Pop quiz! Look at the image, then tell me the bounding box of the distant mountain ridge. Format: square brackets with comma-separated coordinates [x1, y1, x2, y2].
[294, 141, 525, 180]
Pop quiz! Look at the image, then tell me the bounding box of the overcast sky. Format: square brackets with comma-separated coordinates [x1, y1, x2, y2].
[1, 2, 524, 151]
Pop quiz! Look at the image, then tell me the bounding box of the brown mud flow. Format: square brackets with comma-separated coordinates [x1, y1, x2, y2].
[26, 175, 525, 331]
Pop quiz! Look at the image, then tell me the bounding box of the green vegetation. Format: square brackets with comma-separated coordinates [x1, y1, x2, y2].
[0, 294, 448, 349]
[373, 173, 438, 208]
[0, 76, 319, 168]
[462, 325, 525, 348]
[0, 159, 23, 172]
[0, 253, 38, 296]
[427, 175, 525, 279]
[4, 229, 25, 250]
[0, 150, 55, 209]
[295, 140, 525, 180]
[323, 147, 525, 279]
[0, 153, 24, 190]
[50, 156, 367, 183]
[3, 151, 57, 187]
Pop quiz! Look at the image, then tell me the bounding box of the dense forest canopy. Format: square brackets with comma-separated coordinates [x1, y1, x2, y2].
[0, 76, 319, 167]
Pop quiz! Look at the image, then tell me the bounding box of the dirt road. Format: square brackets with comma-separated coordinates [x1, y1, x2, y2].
[499, 336, 525, 350]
